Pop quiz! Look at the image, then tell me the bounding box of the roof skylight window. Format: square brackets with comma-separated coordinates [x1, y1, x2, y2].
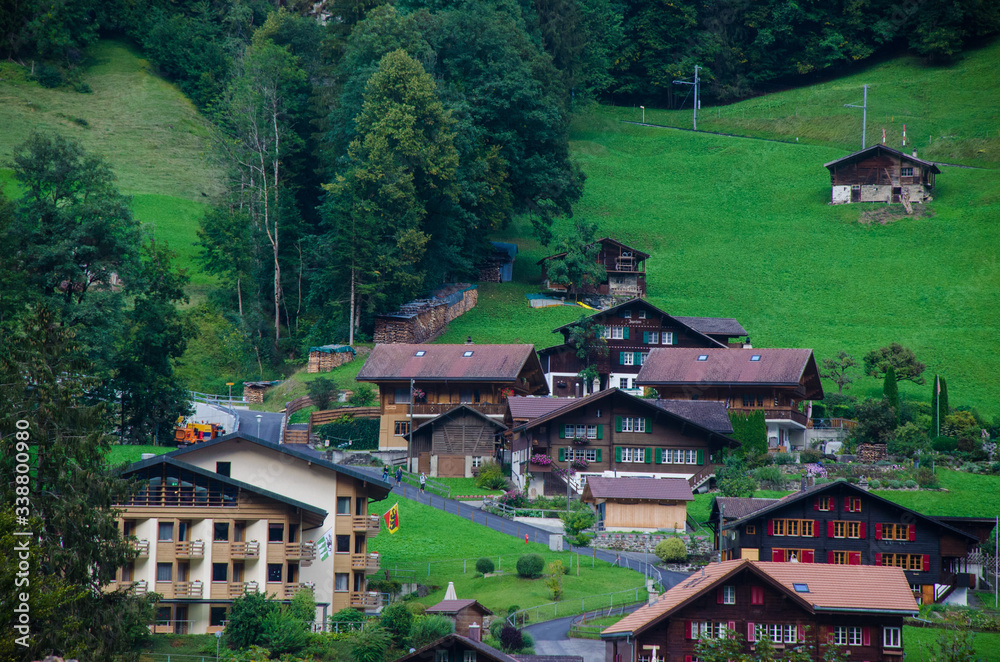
[463, 350, 474, 357]
[697, 355, 708, 361]
[415, 351, 426, 357]
[750, 355, 761, 361]
[793, 583, 809, 593]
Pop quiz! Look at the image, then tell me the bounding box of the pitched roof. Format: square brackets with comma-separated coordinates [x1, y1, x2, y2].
[721, 480, 980, 542]
[507, 396, 579, 421]
[407, 405, 507, 439]
[637, 348, 824, 399]
[537, 237, 650, 264]
[651, 400, 734, 433]
[397, 634, 519, 662]
[602, 559, 917, 638]
[583, 476, 693, 501]
[713, 496, 779, 520]
[120, 454, 328, 525]
[425, 599, 493, 615]
[512, 656, 583, 662]
[357, 344, 544, 387]
[823, 144, 941, 173]
[550, 298, 728, 348]
[673, 316, 747, 338]
[165, 433, 393, 501]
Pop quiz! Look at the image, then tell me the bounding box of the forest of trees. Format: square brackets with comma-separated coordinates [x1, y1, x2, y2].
[2, 0, 998, 386]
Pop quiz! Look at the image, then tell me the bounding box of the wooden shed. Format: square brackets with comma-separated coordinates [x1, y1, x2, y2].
[824, 145, 940, 206]
[243, 380, 281, 404]
[407, 405, 506, 478]
[307, 344, 356, 373]
[582, 476, 693, 533]
[424, 599, 493, 638]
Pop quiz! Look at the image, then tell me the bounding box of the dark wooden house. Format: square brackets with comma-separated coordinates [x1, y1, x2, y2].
[824, 145, 940, 205]
[601, 559, 918, 662]
[396, 632, 583, 662]
[509, 388, 738, 497]
[539, 298, 748, 397]
[424, 599, 494, 638]
[637, 348, 824, 453]
[357, 343, 548, 456]
[707, 481, 987, 605]
[537, 238, 649, 299]
[406, 406, 507, 478]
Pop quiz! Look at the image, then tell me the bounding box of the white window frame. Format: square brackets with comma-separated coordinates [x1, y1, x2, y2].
[648, 331, 659, 344]
[600, 325, 611, 339]
[639, 352, 648, 365]
[722, 585, 736, 604]
[435, 651, 449, 662]
[884, 626, 901, 648]
[638, 310, 647, 319]
[621, 447, 644, 463]
[611, 326, 624, 339]
[663, 332, 675, 345]
[768, 624, 783, 643]
[463, 652, 476, 662]
[586, 425, 597, 439]
[619, 378, 630, 389]
[585, 449, 597, 462]
[833, 626, 848, 646]
[848, 626, 863, 646]
[622, 353, 634, 366]
[784, 624, 797, 644]
[472, 456, 484, 468]
[686, 449, 698, 464]
[901, 167, 914, 177]
[576, 424, 587, 439]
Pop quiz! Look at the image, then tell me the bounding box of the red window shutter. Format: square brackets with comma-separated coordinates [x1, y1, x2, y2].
[751, 586, 764, 605]
[875, 553, 882, 565]
[685, 620, 693, 640]
[863, 627, 871, 647]
[814, 519, 820, 538]
[814, 498, 820, 511]
[747, 622, 756, 642]
[859, 522, 866, 538]
[844, 496, 851, 511]
[849, 551, 861, 565]
[803, 549, 814, 563]
[798, 624, 805, 643]
[772, 549, 785, 562]
[828, 521, 835, 538]
[767, 519, 774, 536]
[685, 657, 693, 662]
[875, 523, 882, 540]
[717, 587, 724, 604]
[855, 498, 862, 512]
[828, 551, 835, 564]
[728, 620, 736, 635]
[909, 525, 916, 541]
[923, 554, 930, 571]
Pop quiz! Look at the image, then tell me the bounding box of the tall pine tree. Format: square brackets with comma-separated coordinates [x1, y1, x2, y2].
[883, 367, 900, 424]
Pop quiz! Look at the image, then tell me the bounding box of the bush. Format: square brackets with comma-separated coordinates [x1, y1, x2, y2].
[476, 557, 495, 575]
[226, 591, 276, 650]
[889, 422, 931, 457]
[571, 533, 592, 546]
[475, 461, 507, 489]
[903, 479, 917, 489]
[773, 452, 795, 465]
[380, 603, 414, 643]
[348, 383, 377, 406]
[800, 449, 824, 463]
[75, 82, 92, 93]
[932, 436, 958, 452]
[33, 64, 63, 88]
[410, 615, 454, 648]
[654, 537, 687, 563]
[260, 606, 309, 656]
[330, 607, 365, 627]
[753, 466, 785, 487]
[307, 377, 339, 410]
[915, 467, 938, 488]
[516, 554, 545, 578]
[887, 479, 903, 489]
[869, 479, 881, 489]
[499, 625, 524, 652]
[560, 510, 595, 536]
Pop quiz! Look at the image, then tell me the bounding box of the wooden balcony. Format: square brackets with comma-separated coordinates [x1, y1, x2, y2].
[350, 591, 380, 610]
[353, 515, 381, 534]
[132, 579, 148, 596]
[286, 542, 316, 564]
[228, 581, 260, 598]
[283, 582, 316, 599]
[409, 402, 506, 416]
[175, 540, 205, 559]
[352, 553, 380, 574]
[230, 541, 260, 559]
[132, 539, 149, 558]
[728, 407, 808, 427]
[174, 581, 203, 599]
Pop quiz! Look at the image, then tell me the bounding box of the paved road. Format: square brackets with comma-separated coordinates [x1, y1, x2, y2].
[237, 409, 284, 443]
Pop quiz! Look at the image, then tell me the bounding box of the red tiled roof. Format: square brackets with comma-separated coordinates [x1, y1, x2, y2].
[507, 396, 577, 420]
[357, 344, 540, 383]
[637, 348, 819, 391]
[603, 560, 917, 637]
[425, 599, 492, 615]
[584, 477, 693, 501]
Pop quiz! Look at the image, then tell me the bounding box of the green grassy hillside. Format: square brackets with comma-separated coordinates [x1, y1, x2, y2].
[615, 38, 1000, 168]
[0, 40, 222, 296]
[443, 109, 1000, 415]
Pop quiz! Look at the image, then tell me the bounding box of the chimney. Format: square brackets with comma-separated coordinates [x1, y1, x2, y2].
[468, 622, 481, 642]
[800, 477, 807, 492]
[912, 150, 917, 158]
[465, 336, 474, 345]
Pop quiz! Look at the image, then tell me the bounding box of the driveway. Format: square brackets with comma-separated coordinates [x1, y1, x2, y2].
[236, 409, 284, 443]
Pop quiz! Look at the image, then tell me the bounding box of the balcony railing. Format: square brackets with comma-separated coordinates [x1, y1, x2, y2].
[151, 619, 195, 635]
[132, 539, 149, 557]
[228, 581, 260, 598]
[231, 541, 260, 558]
[286, 542, 316, 563]
[352, 553, 380, 573]
[125, 486, 237, 508]
[728, 407, 808, 427]
[133, 579, 148, 596]
[175, 540, 205, 558]
[353, 515, 381, 534]
[350, 591, 380, 609]
[284, 582, 316, 599]
[174, 580, 203, 599]
[408, 402, 507, 416]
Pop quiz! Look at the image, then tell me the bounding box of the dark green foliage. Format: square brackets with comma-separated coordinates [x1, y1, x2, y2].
[260, 606, 309, 657]
[380, 602, 414, 644]
[499, 625, 525, 653]
[315, 417, 380, 450]
[226, 591, 275, 650]
[543, 220, 606, 300]
[33, 63, 64, 87]
[864, 343, 926, 385]
[889, 422, 931, 458]
[308, 377, 339, 411]
[820, 351, 858, 395]
[728, 410, 767, 456]
[350, 625, 390, 662]
[883, 367, 900, 422]
[716, 454, 758, 497]
[329, 607, 366, 628]
[516, 553, 546, 578]
[940, 377, 950, 425]
[410, 615, 455, 648]
[475, 461, 507, 489]
[475, 557, 496, 574]
[349, 384, 378, 407]
[800, 449, 824, 463]
[288, 587, 316, 622]
[851, 398, 899, 445]
[753, 465, 785, 488]
[654, 537, 687, 563]
[933, 436, 958, 452]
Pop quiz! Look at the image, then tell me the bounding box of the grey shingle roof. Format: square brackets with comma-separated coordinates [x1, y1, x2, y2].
[673, 316, 747, 337]
[651, 400, 734, 433]
[584, 476, 693, 501]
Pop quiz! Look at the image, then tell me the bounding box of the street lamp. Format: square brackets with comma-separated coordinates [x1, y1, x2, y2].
[640, 105, 645, 123]
[226, 382, 235, 404]
[256, 414, 262, 438]
[215, 630, 222, 660]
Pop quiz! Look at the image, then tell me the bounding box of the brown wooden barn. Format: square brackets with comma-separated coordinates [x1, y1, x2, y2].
[824, 145, 940, 206]
[424, 599, 494, 638]
[582, 476, 693, 533]
[537, 237, 649, 299]
[406, 405, 506, 478]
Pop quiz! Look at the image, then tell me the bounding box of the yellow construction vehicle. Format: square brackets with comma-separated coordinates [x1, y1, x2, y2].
[173, 419, 223, 445]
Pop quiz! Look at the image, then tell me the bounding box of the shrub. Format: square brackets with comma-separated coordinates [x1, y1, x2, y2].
[348, 383, 377, 406]
[33, 64, 63, 88]
[475, 461, 507, 489]
[330, 607, 365, 627]
[560, 510, 595, 536]
[315, 417, 380, 450]
[350, 626, 390, 662]
[411, 615, 454, 648]
[773, 452, 795, 465]
[260, 606, 309, 656]
[308, 377, 339, 410]
[915, 467, 938, 488]
[889, 422, 931, 457]
[516, 554, 545, 578]
[869, 479, 881, 489]
[476, 557, 495, 575]
[814, 477, 831, 485]
[75, 82, 92, 93]
[655, 537, 687, 563]
[490, 619, 505, 639]
[226, 591, 276, 650]
[753, 466, 785, 487]
[887, 480, 903, 489]
[380, 602, 414, 643]
[499, 625, 524, 652]
[903, 479, 917, 489]
[800, 449, 823, 463]
[932, 436, 957, 452]
[571, 533, 592, 547]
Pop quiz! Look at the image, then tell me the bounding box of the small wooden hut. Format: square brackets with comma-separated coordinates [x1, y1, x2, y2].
[824, 145, 940, 206]
[582, 476, 693, 533]
[307, 344, 356, 373]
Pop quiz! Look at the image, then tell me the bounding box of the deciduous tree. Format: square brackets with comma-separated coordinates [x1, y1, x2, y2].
[544, 220, 606, 301]
[820, 351, 858, 395]
[863, 343, 926, 384]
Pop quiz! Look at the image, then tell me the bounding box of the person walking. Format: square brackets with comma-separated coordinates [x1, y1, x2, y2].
[419, 472, 427, 493]
[395, 466, 403, 487]
[382, 465, 390, 482]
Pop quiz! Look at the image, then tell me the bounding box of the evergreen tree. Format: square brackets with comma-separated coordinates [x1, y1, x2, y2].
[543, 220, 606, 301]
[883, 367, 900, 423]
[940, 377, 949, 422]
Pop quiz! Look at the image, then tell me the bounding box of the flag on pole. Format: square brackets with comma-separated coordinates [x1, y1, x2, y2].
[882, 128, 886, 144]
[384, 502, 400, 534]
[902, 124, 906, 147]
[316, 528, 334, 561]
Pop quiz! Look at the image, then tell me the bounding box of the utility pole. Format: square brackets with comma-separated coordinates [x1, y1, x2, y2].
[672, 65, 700, 131]
[844, 84, 868, 149]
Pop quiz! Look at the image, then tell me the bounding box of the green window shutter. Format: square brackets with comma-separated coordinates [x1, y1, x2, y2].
[597, 424, 603, 439]
[596, 449, 603, 462]
[615, 447, 622, 463]
[645, 417, 653, 433]
[558, 448, 566, 462]
[645, 448, 653, 464]
[697, 449, 705, 465]
[654, 448, 662, 464]
[615, 416, 622, 432]
[624, 327, 629, 340]
[634, 352, 641, 365]
[643, 331, 649, 343]
[619, 352, 625, 366]
[559, 425, 565, 439]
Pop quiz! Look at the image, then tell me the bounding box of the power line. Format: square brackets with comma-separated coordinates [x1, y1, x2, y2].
[673, 65, 700, 131]
[844, 84, 868, 149]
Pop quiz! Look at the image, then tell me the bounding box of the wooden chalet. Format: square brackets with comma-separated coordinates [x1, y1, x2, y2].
[707, 481, 989, 605]
[581, 476, 693, 533]
[396, 632, 583, 662]
[509, 388, 738, 497]
[637, 348, 824, 452]
[601, 559, 918, 662]
[824, 145, 940, 206]
[424, 599, 494, 638]
[406, 405, 507, 478]
[539, 298, 748, 396]
[537, 237, 649, 299]
[356, 343, 548, 456]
